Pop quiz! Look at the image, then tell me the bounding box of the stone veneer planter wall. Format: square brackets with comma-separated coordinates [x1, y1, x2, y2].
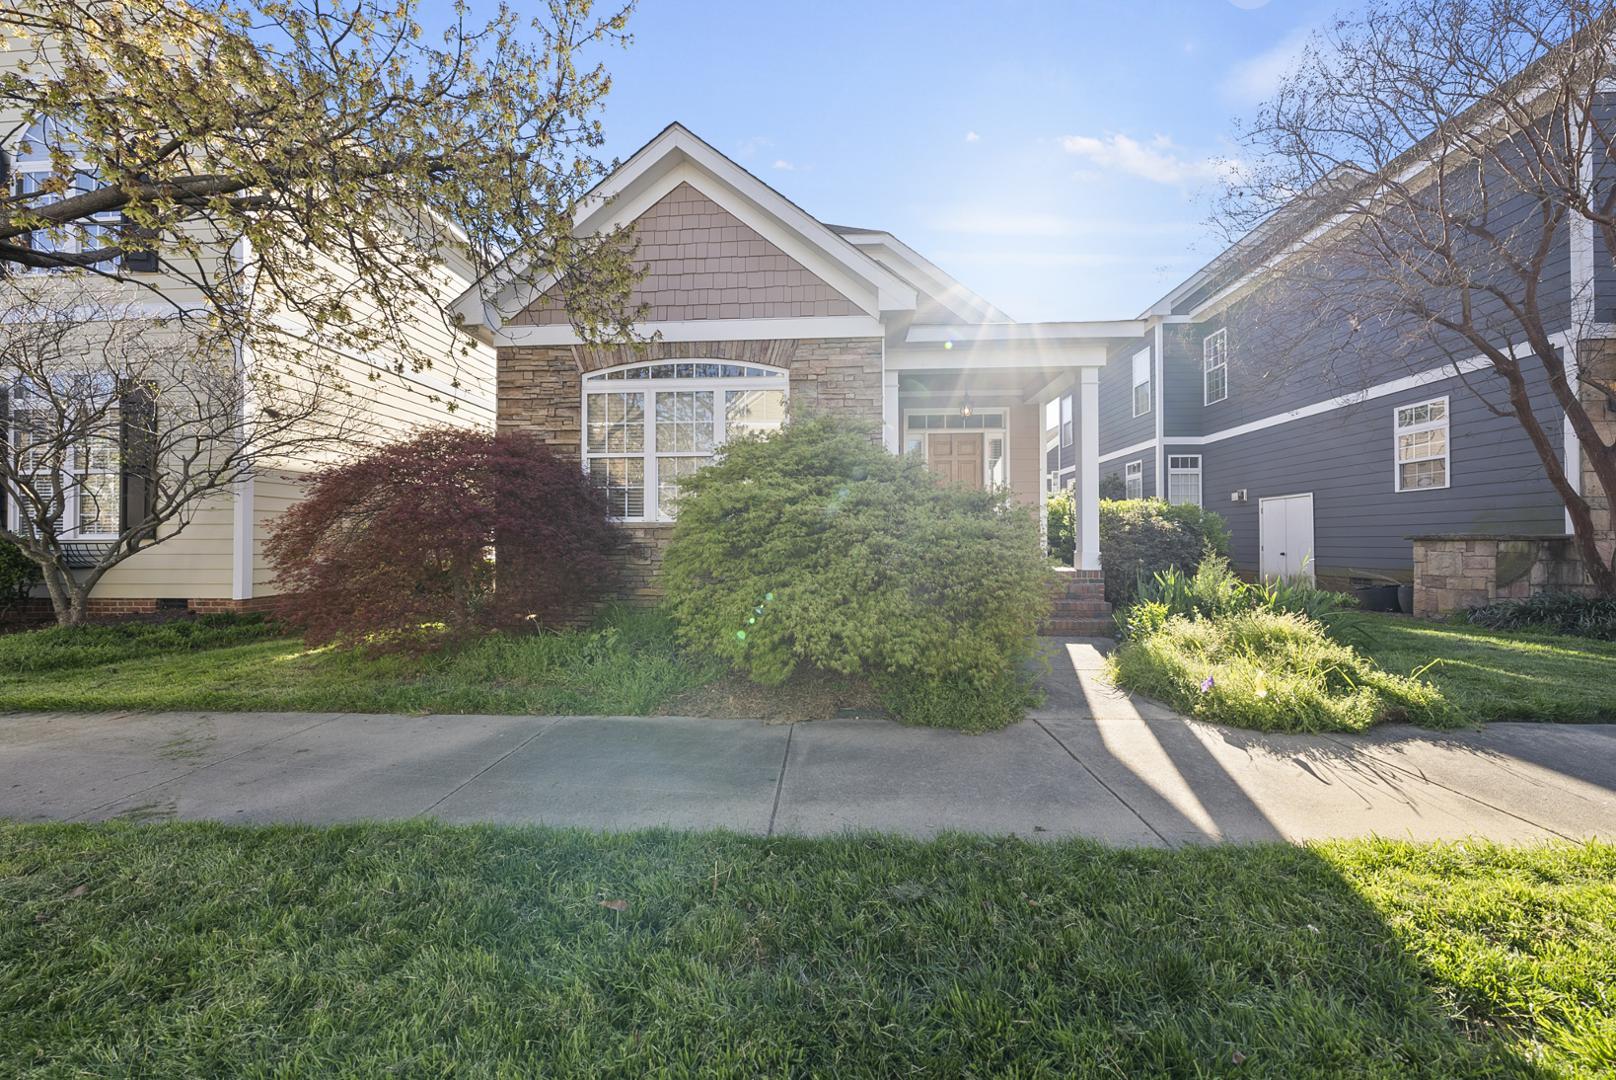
[1410, 534, 1589, 616]
[497, 336, 884, 603]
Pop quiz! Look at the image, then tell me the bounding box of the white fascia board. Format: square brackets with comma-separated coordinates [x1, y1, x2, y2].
[486, 315, 885, 347]
[839, 231, 1010, 323]
[905, 321, 1147, 345]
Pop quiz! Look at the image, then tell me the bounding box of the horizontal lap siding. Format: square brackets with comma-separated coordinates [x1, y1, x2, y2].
[1097, 338, 1154, 456]
[1200, 369, 1565, 581]
[1101, 447, 1155, 499]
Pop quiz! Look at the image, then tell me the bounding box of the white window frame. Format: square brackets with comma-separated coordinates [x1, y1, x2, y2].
[1124, 459, 1144, 500]
[12, 117, 121, 269]
[1060, 393, 1073, 447]
[581, 360, 788, 522]
[1167, 454, 1202, 507]
[1393, 395, 1451, 493]
[4, 379, 123, 541]
[1203, 327, 1228, 406]
[1131, 347, 1151, 418]
[904, 408, 1011, 490]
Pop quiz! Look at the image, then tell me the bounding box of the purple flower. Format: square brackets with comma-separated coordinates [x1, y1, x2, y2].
[1200, 675, 1215, 693]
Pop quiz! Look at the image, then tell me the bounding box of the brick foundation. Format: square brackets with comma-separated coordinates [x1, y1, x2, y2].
[2, 593, 296, 628]
[499, 336, 884, 603]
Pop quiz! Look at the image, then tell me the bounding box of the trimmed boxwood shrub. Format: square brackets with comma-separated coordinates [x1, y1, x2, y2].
[1099, 498, 1230, 606]
[266, 428, 620, 652]
[661, 417, 1052, 732]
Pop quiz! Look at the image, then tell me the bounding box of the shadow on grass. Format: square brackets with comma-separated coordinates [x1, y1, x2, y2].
[0, 822, 1585, 1077]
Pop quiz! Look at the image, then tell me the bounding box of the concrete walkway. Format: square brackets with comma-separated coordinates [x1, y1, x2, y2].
[3, 640, 1614, 845]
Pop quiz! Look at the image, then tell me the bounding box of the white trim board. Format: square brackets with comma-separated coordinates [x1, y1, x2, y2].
[1097, 438, 1157, 464]
[1167, 351, 1516, 447]
[489, 315, 885, 347]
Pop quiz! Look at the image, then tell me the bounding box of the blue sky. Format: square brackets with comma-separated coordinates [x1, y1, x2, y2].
[554, 0, 1345, 322]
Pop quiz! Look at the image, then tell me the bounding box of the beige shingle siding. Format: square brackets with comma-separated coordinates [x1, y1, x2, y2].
[515, 182, 862, 324]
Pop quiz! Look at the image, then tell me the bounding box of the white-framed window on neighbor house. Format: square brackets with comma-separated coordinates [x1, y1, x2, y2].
[1124, 459, 1144, 500]
[1167, 455, 1202, 506]
[1131, 347, 1151, 417]
[582, 360, 787, 521]
[1203, 327, 1228, 405]
[12, 117, 122, 266]
[1394, 396, 1450, 492]
[1060, 393, 1073, 447]
[4, 377, 123, 540]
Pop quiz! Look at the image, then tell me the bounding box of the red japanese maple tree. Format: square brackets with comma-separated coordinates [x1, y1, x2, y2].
[266, 429, 620, 650]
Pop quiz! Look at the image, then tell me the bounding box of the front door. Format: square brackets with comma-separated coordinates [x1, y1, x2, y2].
[926, 432, 984, 488]
[1259, 492, 1315, 581]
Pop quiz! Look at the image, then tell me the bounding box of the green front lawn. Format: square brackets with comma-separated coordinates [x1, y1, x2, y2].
[1338, 613, 1616, 724]
[0, 608, 720, 715]
[1, 824, 1611, 1077]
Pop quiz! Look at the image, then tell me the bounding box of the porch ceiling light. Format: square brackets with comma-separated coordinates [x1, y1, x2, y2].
[960, 395, 973, 418]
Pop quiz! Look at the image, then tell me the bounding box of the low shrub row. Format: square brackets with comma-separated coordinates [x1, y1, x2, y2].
[1117, 557, 1354, 639]
[1463, 591, 1616, 641]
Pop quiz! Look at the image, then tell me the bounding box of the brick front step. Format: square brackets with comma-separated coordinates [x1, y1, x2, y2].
[1039, 616, 1116, 637]
[1050, 598, 1112, 614]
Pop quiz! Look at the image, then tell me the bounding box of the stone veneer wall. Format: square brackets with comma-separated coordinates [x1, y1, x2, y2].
[498, 336, 884, 603]
[1411, 535, 1589, 616]
[1579, 339, 1616, 573]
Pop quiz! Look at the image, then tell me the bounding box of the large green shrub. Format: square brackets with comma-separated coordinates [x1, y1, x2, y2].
[1099, 498, 1230, 605]
[661, 417, 1052, 731]
[1108, 609, 1454, 733]
[0, 539, 41, 619]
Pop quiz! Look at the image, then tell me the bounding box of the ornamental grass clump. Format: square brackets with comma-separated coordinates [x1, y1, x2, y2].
[661, 417, 1052, 732]
[1109, 609, 1455, 733]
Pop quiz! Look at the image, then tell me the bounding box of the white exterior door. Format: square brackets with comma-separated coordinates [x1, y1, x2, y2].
[1259, 493, 1315, 582]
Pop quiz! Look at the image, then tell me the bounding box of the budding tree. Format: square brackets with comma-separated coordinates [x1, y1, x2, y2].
[1221, 0, 1616, 594]
[0, 0, 643, 621]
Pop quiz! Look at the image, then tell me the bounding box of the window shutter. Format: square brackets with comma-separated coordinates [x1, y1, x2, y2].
[120, 180, 159, 273]
[119, 381, 158, 543]
[120, 213, 159, 273]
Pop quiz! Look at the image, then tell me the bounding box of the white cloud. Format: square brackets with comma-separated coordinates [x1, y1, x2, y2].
[771, 158, 798, 171]
[964, 130, 981, 143]
[1221, 29, 1311, 105]
[1057, 133, 1236, 186]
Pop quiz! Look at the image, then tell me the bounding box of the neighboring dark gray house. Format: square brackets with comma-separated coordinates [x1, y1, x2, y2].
[1045, 190, 1604, 600]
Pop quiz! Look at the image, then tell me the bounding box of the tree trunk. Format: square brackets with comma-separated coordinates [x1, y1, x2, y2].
[36, 560, 87, 626]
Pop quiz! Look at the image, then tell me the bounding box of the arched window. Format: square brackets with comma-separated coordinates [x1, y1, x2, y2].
[582, 360, 787, 520]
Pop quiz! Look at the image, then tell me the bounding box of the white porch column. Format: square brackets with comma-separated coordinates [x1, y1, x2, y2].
[1077, 367, 1101, 571]
[881, 369, 900, 452]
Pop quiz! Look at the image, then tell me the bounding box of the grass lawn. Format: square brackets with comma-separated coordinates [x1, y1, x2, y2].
[1338, 612, 1616, 724]
[0, 608, 720, 716]
[1, 825, 1611, 1077]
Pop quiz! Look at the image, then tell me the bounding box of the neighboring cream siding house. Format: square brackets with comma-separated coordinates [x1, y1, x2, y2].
[0, 112, 495, 615]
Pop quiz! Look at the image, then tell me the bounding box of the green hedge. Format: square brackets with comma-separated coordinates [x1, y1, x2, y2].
[662, 417, 1052, 732]
[1099, 499, 1230, 606]
[0, 539, 40, 619]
